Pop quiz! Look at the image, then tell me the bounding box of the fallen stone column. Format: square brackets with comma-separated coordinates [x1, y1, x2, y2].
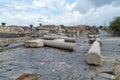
[63, 37, 75, 42]
[43, 36, 58, 40]
[53, 39, 65, 42]
[84, 41, 102, 65]
[43, 36, 75, 42]
[96, 38, 102, 46]
[43, 40, 76, 51]
[25, 39, 44, 48]
[88, 34, 100, 38]
[96, 38, 101, 42]
[88, 35, 95, 38]
[88, 34, 100, 44]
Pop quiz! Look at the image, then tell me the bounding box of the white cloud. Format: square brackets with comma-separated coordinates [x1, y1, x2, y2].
[80, 4, 120, 25]
[5, 0, 47, 10]
[32, 0, 46, 8]
[65, 2, 76, 11]
[38, 11, 83, 25]
[0, 0, 120, 26]
[73, 0, 93, 13]
[41, 4, 120, 26]
[53, 0, 66, 9]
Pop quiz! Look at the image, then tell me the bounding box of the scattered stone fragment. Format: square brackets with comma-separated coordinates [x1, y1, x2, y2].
[84, 39, 89, 44]
[115, 59, 120, 62]
[84, 68, 87, 71]
[0, 59, 4, 63]
[97, 73, 115, 80]
[52, 69, 56, 72]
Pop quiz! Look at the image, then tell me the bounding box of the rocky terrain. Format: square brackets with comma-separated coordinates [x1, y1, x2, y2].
[0, 29, 119, 80]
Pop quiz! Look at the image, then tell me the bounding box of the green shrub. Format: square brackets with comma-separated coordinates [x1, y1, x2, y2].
[0, 47, 5, 52]
[109, 16, 120, 32]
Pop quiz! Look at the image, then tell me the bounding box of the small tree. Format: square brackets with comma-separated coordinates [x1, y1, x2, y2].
[109, 16, 120, 32]
[39, 23, 42, 26]
[60, 24, 65, 29]
[99, 26, 103, 29]
[1, 22, 6, 27]
[30, 24, 33, 28]
[30, 24, 33, 31]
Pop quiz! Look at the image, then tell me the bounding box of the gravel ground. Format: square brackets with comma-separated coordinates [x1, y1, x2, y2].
[0, 30, 119, 80]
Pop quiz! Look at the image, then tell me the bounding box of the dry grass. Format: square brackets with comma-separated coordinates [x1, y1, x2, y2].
[112, 64, 120, 80]
[15, 73, 40, 80]
[90, 67, 97, 73]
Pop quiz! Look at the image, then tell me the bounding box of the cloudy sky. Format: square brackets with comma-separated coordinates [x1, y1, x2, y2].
[0, 0, 120, 26]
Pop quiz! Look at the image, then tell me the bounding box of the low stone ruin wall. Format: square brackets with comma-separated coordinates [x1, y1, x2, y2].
[0, 33, 26, 38]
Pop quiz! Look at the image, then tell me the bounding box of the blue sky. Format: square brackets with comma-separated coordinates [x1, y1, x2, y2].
[0, 0, 120, 26]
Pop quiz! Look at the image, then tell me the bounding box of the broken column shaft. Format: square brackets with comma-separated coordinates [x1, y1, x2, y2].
[43, 40, 76, 51]
[84, 40, 102, 65]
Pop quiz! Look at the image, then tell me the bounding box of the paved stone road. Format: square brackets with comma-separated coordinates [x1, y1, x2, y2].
[0, 30, 120, 80]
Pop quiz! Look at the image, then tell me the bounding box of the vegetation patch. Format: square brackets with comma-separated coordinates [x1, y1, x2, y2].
[112, 64, 120, 80]
[109, 16, 120, 36]
[0, 47, 5, 52]
[15, 73, 40, 80]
